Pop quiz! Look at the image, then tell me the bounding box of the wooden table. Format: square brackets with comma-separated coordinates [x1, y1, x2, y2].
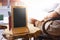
[3, 23, 42, 40]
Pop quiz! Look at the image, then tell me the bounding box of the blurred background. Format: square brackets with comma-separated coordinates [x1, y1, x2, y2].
[0, 0, 60, 40]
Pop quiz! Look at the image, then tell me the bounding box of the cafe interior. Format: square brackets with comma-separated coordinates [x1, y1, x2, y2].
[0, 0, 60, 40]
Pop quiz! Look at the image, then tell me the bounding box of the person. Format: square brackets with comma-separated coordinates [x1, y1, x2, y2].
[30, 4, 60, 26]
[30, 5, 60, 36]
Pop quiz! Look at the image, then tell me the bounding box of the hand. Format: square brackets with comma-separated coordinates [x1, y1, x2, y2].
[30, 18, 44, 27]
[30, 18, 37, 26]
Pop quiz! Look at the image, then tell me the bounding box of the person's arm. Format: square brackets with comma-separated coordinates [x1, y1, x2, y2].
[30, 11, 60, 27]
[30, 5, 60, 27]
[44, 11, 60, 21]
[44, 5, 60, 21]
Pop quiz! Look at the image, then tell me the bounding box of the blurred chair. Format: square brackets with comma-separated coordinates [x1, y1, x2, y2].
[2, 12, 29, 40]
[2, 12, 12, 40]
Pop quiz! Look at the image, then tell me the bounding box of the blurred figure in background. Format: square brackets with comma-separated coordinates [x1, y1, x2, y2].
[30, 4, 60, 38]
